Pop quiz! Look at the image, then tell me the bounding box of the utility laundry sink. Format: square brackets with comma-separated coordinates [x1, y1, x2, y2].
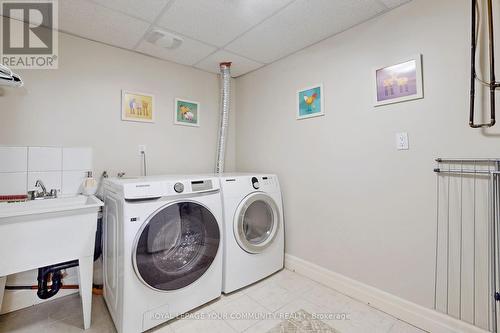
[0, 195, 102, 219]
[0, 194, 103, 330]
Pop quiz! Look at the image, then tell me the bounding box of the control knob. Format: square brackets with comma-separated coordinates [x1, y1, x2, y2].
[252, 177, 260, 190]
[174, 182, 184, 193]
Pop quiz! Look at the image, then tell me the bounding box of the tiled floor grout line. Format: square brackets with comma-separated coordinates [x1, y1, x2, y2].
[284, 268, 420, 330]
[0, 269, 426, 333]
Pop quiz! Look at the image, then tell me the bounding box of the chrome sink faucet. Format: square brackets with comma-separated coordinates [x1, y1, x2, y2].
[35, 179, 47, 196]
[28, 180, 58, 200]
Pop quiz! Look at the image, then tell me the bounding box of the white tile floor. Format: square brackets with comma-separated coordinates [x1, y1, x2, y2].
[0, 269, 427, 333]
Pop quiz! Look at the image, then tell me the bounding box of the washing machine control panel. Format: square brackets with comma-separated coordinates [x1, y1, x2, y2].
[117, 177, 219, 199]
[122, 181, 167, 199]
[191, 179, 213, 192]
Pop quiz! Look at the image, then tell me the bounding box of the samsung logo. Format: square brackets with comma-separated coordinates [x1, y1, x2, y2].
[135, 184, 150, 188]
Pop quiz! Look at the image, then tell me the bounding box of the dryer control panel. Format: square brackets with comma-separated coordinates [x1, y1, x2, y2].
[221, 174, 279, 194]
[251, 177, 260, 189]
[260, 176, 277, 187]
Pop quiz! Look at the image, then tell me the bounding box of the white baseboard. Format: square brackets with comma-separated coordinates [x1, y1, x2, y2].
[0, 289, 78, 314]
[285, 254, 489, 333]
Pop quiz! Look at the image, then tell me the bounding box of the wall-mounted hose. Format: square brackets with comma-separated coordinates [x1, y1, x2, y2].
[215, 62, 232, 173]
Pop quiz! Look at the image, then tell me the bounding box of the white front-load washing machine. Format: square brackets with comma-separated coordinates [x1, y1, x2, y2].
[219, 173, 284, 293]
[103, 175, 223, 333]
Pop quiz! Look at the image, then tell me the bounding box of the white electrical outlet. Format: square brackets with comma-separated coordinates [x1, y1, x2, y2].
[395, 132, 409, 150]
[138, 145, 147, 156]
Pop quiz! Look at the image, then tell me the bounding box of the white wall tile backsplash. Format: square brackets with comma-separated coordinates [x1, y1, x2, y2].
[28, 147, 62, 172]
[0, 173, 27, 195]
[0, 147, 27, 173]
[0, 146, 92, 196]
[62, 171, 87, 195]
[27, 172, 62, 192]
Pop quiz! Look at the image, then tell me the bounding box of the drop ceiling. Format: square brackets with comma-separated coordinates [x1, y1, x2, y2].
[6, 0, 412, 77]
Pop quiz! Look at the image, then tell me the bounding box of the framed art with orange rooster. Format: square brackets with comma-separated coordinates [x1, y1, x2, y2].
[297, 84, 324, 120]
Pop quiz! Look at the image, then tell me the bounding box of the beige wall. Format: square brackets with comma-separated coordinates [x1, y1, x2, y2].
[0, 29, 237, 313]
[0, 30, 236, 178]
[235, 0, 500, 312]
[2, 0, 500, 326]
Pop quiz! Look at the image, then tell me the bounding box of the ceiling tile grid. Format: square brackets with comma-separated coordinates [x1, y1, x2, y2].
[195, 50, 264, 77]
[59, 0, 151, 50]
[89, 0, 172, 22]
[225, 0, 389, 64]
[157, 0, 294, 47]
[2, 0, 414, 77]
[135, 30, 217, 66]
[378, 0, 412, 9]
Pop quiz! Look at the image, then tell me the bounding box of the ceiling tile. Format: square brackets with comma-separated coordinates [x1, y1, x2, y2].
[225, 0, 387, 64]
[157, 0, 294, 47]
[135, 32, 217, 66]
[88, 0, 171, 22]
[59, 0, 150, 49]
[378, 0, 412, 8]
[195, 50, 264, 77]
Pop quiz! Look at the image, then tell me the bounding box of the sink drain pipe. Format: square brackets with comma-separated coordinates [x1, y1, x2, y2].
[4, 215, 104, 299]
[215, 62, 231, 174]
[36, 260, 79, 299]
[5, 260, 80, 298]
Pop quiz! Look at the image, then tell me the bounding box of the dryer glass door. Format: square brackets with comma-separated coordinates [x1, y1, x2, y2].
[133, 202, 220, 291]
[235, 193, 280, 254]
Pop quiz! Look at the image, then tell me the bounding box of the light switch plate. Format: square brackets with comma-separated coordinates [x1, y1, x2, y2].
[396, 132, 409, 150]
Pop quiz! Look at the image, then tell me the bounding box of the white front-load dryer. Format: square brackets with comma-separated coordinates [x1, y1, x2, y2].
[103, 175, 223, 333]
[219, 173, 284, 293]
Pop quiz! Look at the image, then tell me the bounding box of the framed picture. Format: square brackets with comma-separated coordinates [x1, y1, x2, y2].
[174, 98, 200, 127]
[121, 90, 154, 123]
[297, 84, 324, 120]
[373, 54, 423, 107]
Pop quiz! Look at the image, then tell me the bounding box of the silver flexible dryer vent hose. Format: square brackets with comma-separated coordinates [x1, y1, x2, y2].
[216, 62, 231, 174]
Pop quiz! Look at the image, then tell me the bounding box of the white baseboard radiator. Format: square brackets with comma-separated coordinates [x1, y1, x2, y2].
[434, 158, 500, 332]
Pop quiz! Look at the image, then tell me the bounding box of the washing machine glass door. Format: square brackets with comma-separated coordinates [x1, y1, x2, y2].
[234, 193, 280, 254]
[133, 201, 220, 291]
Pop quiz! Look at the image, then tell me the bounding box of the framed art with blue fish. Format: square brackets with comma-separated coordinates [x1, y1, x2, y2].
[121, 90, 155, 123]
[174, 98, 200, 127]
[297, 84, 324, 120]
